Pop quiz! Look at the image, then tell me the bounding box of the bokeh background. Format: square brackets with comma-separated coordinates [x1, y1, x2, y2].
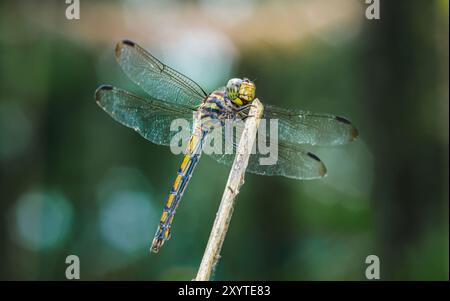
[0, 0, 448, 280]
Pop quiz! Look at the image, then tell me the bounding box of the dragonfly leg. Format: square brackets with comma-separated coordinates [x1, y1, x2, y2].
[236, 103, 254, 112]
[241, 114, 256, 121]
[235, 103, 257, 120]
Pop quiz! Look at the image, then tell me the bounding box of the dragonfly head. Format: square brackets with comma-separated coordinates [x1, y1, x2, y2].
[226, 78, 256, 106]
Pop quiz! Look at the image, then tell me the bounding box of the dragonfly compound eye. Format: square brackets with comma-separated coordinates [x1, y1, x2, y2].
[238, 80, 256, 103]
[226, 78, 242, 102]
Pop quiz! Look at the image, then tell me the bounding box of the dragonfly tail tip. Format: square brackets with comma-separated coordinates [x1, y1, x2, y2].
[150, 238, 164, 253]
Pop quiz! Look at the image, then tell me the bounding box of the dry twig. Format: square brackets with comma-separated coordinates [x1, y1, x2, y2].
[194, 99, 264, 281]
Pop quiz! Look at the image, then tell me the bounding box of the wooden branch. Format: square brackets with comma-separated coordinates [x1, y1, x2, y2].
[194, 98, 264, 281]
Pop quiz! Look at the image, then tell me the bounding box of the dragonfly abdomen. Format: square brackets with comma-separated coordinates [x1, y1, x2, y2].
[151, 127, 207, 253]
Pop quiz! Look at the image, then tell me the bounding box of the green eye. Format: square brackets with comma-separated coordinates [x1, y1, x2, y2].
[226, 78, 242, 100]
[238, 80, 256, 103]
[228, 87, 238, 99]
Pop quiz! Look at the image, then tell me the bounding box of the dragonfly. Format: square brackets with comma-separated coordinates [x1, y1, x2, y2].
[95, 40, 359, 253]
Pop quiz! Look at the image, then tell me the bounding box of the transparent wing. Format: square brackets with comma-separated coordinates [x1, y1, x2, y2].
[95, 85, 195, 146]
[115, 40, 207, 107]
[263, 104, 359, 146]
[204, 122, 327, 180]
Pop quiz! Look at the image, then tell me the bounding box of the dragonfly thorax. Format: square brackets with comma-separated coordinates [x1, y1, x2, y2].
[226, 78, 256, 106]
[197, 90, 238, 130]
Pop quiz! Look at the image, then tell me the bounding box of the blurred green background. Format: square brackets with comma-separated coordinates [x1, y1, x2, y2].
[0, 0, 448, 280]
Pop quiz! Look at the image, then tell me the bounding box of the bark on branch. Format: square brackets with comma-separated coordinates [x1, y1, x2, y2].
[194, 98, 264, 281]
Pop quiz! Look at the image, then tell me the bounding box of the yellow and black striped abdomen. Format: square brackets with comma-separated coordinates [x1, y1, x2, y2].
[150, 127, 206, 253]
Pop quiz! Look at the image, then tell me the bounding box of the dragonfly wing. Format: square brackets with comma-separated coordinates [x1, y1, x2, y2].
[95, 85, 195, 146]
[205, 123, 327, 180]
[263, 104, 359, 146]
[115, 40, 207, 107]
